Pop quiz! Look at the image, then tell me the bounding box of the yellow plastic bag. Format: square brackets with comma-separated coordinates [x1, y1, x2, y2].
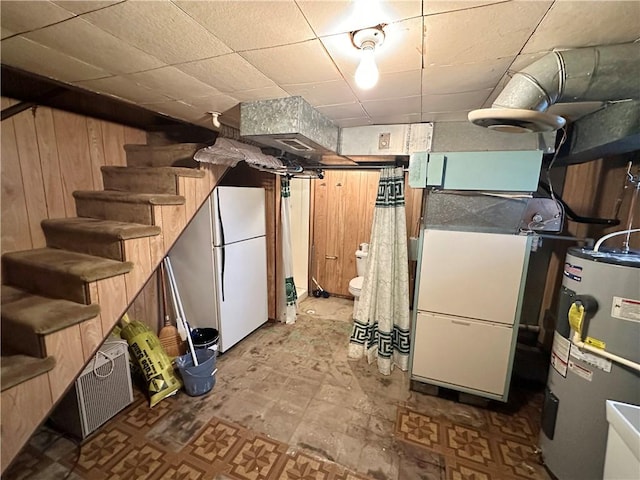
[120, 314, 182, 407]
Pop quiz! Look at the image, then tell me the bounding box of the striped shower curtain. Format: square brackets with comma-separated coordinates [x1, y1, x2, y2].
[281, 177, 297, 324]
[348, 167, 410, 375]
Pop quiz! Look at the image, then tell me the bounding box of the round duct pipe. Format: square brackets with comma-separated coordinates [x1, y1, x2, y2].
[469, 42, 640, 133]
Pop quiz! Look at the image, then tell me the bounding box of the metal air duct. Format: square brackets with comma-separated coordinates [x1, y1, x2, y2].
[240, 96, 339, 158]
[469, 42, 640, 133]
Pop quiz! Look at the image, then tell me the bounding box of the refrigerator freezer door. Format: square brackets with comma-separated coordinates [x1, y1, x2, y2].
[417, 229, 529, 325]
[214, 236, 268, 352]
[213, 187, 266, 246]
[168, 201, 219, 331]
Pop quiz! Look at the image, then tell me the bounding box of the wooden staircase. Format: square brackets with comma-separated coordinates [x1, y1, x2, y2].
[0, 142, 227, 473]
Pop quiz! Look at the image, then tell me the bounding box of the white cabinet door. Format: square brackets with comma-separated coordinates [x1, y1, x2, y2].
[412, 312, 513, 396]
[417, 229, 529, 325]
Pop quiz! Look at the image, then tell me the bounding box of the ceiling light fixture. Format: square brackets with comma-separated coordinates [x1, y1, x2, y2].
[351, 24, 386, 90]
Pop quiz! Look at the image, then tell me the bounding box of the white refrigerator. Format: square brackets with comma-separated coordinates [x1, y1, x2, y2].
[168, 186, 268, 352]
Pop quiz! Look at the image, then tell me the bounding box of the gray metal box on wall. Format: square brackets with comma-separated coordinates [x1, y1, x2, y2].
[409, 150, 542, 192]
[240, 96, 339, 157]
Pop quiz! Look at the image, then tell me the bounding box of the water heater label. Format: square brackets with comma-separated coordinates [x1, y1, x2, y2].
[611, 297, 640, 323]
[563, 262, 582, 282]
[570, 344, 612, 373]
[550, 331, 570, 377]
[568, 360, 593, 381]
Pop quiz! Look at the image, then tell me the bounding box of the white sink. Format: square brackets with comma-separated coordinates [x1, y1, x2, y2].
[604, 400, 640, 480]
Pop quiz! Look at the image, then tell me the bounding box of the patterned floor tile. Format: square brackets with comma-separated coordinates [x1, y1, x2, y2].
[122, 393, 175, 430]
[395, 407, 443, 452]
[487, 411, 535, 441]
[187, 418, 244, 463]
[494, 437, 546, 479]
[442, 424, 497, 468]
[444, 456, 497, 480]
[227, 434, 288, 480]
[273, 451, 333, 480]
[67, 426, 133, 476]
[107, 443, 166, 479]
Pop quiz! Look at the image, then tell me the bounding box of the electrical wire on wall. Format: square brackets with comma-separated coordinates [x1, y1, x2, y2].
[545, 126, 567, 226]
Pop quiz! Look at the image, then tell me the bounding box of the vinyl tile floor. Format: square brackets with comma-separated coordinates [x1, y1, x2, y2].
[5, 296, 552, 480]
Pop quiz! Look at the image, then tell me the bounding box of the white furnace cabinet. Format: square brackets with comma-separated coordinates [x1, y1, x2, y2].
[411, 229, 531, 401]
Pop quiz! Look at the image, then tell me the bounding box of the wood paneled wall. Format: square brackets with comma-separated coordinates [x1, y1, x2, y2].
[312, 169, 423, 298]
[538, 155, 639, 346]
[1, 97, 146, 256]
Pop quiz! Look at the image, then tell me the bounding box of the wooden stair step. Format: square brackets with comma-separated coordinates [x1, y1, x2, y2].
[1, 286, 100, 358]
[2, 248, 133, 304]
[1, 355, 56, 392]
[42, 218, 161, 261]
[73, 190, 184, 225]
[124, 143, 206, 168]
[101, 166, 205, 194]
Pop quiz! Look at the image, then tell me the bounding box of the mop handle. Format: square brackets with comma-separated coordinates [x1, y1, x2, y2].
[164, 257, 199, 366]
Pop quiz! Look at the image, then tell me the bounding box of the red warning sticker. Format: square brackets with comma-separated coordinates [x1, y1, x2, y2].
[563, 262, 582, 282]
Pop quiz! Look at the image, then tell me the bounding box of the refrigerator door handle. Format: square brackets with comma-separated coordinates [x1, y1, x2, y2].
[215, 189, 226, 247]
[215, 190, 226, 301]
[220, 245, 226, 302]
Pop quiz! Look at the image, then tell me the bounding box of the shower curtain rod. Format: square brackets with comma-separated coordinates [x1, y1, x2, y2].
[305, 164, 409, 171]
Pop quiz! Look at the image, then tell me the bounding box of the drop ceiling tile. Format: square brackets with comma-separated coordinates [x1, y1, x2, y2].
[82, 1, 231, 64]
[482, 73, 510, 107]
[188, 95, 240, 117]
[510, 52, 548, 72]
[424, 1, 509, 16]
[177, 53, 275, 93]
[422, 89, 492, 113]
[126, 67, 221, 101]
[321, 17, 422, 77]
[232, 86, 290, 103]
[74, 76, 172, 104]
[297, 0, 421, 37]
[349, 70, 422, 102]
[1, 27, 16, 39]
[423, 1, 552, 66]
[369, 112, 422, 124]
[523, 1, 640, 54]
[422, 57, 513, 95]
[422, 111, 471, 123]
[1, 36, 110, 82]
[241, 39, 342, 84]
[282, 80, 357, 107]
[334, 117, 373, 127]
[0, 1, 75, 36]
[316, 102, 367, 120]
[54, 1, 123, 15]
[361, 95, 421, 117]
[25, 17, 164, 74]
[174, 1, 314, 51]
[141, 100, 205, 123]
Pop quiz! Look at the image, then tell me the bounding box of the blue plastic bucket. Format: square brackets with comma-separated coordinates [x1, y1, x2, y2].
[175, 349, 216, 396]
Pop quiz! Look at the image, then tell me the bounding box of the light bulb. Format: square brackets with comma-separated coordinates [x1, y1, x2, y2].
[355, 45, 379, 90]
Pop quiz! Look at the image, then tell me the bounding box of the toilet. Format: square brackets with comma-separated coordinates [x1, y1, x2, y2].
[348, 243, 369, 317]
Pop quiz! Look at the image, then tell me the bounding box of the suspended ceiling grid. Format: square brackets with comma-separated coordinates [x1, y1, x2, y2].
[1, 1, 639, 130]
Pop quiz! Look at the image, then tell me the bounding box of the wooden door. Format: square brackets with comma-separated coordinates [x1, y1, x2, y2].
[312, 170, 379, 297]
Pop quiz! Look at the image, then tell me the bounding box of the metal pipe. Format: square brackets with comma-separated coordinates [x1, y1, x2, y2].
[493, 43, 640, 111]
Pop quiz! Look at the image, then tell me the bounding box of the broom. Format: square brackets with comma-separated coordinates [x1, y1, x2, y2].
[157, 262, 185, 358]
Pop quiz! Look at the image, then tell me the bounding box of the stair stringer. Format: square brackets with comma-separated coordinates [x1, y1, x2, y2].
[0, 163, 229, 474]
